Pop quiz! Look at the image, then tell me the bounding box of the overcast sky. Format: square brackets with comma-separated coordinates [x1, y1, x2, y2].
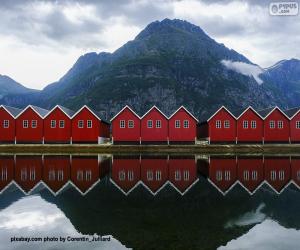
[0, 0, 299, 90]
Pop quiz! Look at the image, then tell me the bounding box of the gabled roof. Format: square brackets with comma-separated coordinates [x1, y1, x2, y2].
[140, 105, 169, 119]
[44, 105, 75, 119]
[15, 105, 49, 119]
[256, 106, 290, 120]
[232, 106, 264, 120]
[0, 105, 22, 118]
[206, 106, 236, 122]
[168, 106, 199, 122]
[72, 105, 110, 124]
[283, 107, 300, 119]
[110, 105, 141, 121]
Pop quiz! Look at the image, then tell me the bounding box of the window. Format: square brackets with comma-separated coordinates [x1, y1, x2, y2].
[128, 171, 134, 181]
[86, 170, 92, 181]
[128, 120, 134, 128]
[269, 120, 275, 129]
[224, 170, 231, 181]
[278, 170, 285, 180]
[49, 170, 55, 181]
[50, 120, 56, 128]
[120, 120, 125, 128]
[175, 170, 181, 181]
[216, 120, 221, 129]
[147, 170, 153, 181]
[21, 169, 27, 181]
[296, 121, 300, 129]
[156, 171, 161, 181]
[243, 120, 248, 129]
[175, 120, 180, 128]
[78, 120, 84, 128]
[30, 169, 35, 181]
[156, 120, 161, 128]
[59, 120, 65, 128]
[224, 120, 230, 128]
[183, 120, 189, 128]
[183, 170, 190, 181]
[57, 170, 64, 181]
[147, 120, 153, 128]
[251, 120, 256, 129]
[31, 120, 37, 128]
[216, 170, 222, 181]
[23, 120, 29, 128]
[119, 171, 125, 181]
[278, 120, 283, 129]
[87, 120, 92, 128]
[252, 171, 258, 180]
[243, 170, 250, 181]
[1, 167, 7, 181]
[3, 120, 9, 128]
[270, 170, 276, 181]
[77, 170, 83, 181]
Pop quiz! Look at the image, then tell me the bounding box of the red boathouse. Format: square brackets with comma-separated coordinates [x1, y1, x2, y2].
[198, 106, 236, 143]
[0, 105, 22, 143]
[140, 106, 168, 144]
[257, 107, 290, 143]
[111, 105, 141, 144]
[285, 107, 300, 143]
[44, 105, 74, 144]
[71, 105, 110, 144]
[168, 106, 198, 144]
[15, 105, 49, 143]
[234, 106, 264, 143]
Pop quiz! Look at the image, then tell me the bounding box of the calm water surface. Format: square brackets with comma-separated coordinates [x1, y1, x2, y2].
[1, 154, 300, 250]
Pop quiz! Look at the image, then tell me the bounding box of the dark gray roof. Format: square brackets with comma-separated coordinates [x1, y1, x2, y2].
[1, 105, 22, 117]
[256, 107, 275, 118]
[57, 105, 75, 117]
[283, 107, 300, 118]
[230, 108, 246, 118]
[30, 105, 49, 117]
[88, 107, 110, 124]
[199, 106, 234, 124]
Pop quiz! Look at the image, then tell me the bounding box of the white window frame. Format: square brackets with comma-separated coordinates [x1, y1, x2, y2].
[216, 120, 221, 129]
[243, 120, 248, 129]
[31, 120, 37, 128]
[128, 120, 134, 128]
[251, 120, 256, 129]
[224, 120, 230, 129]
[183, 120, 189, 128]
[278, 120, 283, 129]
[87, 120, 92, 128]
[50, 120, 56, 128]
[147, 120, 153, 128]
[175, 120, 180, 128]
[269, 120, 275, 129]
[156, 120, 161, 128]
[3, 120, 9, 128]
[296, 121, 300, 129]
[59, 120, 65, 128]
[120, 120, 125, 128]
[78, 120, 84, 128]
[23, 120, 29, 128]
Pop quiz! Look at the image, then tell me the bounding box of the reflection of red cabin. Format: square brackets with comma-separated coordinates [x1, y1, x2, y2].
[291, 158, 300, 187]
[141, 106, 168, 144]
[43, 156, 70, 193]
[111, 157, 140, 194]
[264, 158, 290, 192]
[15, 105, 49, 143]
[0, 156, 14, 192]
[237, 157, 264, 193]
[209, 158, 237, 193]
[235, 107, 264, 143]
[0, 105, 21, 143]
[141, 157, 168, 194]
[44, 105, 74, 143]
[285, 107, 300, 143]
[198, 106, 236, 143]
[111, 106, 141, 144]
[168, 157, 198, 194]
[15, 156, 43, 193]
[258, 107, 290, 143]
[168, 106, 198, 144]
[71, 105, 110, 143]
[71, 156, 100, 194]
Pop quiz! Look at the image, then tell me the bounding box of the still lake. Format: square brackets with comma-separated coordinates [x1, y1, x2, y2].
[0, 154, 300, 250]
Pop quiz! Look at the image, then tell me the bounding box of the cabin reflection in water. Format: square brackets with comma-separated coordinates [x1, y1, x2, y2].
[0, 155, 300, 196]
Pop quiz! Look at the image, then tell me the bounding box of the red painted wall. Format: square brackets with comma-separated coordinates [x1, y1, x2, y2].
[44, 108, 72, 143]
[237, 158, 264, 192]
[0, 156, 14, 192]
[112, 107, 141, 142]
[141, 108, 168, 142]
[237, 109, 264, 142]
[290, 112, 300, 142]
[169, 108, 197, 142]
[16, 108, 44, 143]
[264, 109, 290, 142]
[208, 108, 236, 143]
[0, 107, 16, 143]
[291, 158, 300, 187]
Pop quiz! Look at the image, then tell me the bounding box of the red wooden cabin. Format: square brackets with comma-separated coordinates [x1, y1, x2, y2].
[198, 106, 236, 143]
[140, 106, 168, 144]
[258, 107, 290, 143]
[0, 105, 21, 143]
[285, 107, 300, 143]
[168, 106, 198, 144]
[71, 105, 110, 144]
[0, 156, 14, 193]
[237, 157, 264, 193]
[110, 105, 141, 144]
[15, 105, 49, 143]
[44, 105, 74, 144]
[234, 106, 264, 143]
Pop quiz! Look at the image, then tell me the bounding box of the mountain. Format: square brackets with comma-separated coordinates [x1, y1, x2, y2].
[0, 75, 37, 98]
[264, 58, 300, 107]
[0, 19, 291, 119]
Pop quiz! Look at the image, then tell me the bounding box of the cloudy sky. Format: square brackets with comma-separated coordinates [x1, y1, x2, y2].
[0, 0, 299, 89]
